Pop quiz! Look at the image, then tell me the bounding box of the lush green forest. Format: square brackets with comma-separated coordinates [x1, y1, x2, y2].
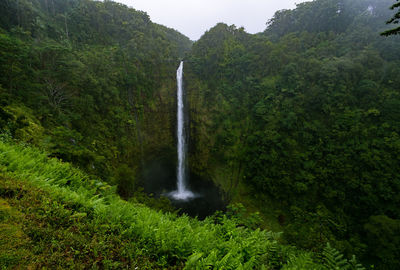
[186, 0, 400, 268]
[0, 0, 191, 194]
[0, 0, 399, 269]
[1, 139, 368, 269]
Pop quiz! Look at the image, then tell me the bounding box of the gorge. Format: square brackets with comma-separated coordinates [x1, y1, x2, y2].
[0, 0, 399, 268]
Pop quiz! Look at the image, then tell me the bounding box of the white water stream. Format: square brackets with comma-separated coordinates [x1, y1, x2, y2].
[170, 61, 194, 200]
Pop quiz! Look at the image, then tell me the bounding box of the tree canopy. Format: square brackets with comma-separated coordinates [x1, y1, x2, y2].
[0, 0, 399, 269]
[186, 0, 400, 268]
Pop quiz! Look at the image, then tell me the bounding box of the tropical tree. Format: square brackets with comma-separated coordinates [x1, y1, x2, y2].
[381, 0, 400, 35]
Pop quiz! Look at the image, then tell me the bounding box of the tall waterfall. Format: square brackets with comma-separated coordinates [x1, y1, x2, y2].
[171, 61, 194, 200]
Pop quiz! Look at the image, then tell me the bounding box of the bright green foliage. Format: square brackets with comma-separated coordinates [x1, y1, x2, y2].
[282, 254, 321, 270]
[0, 177, 159, 269]
[0, 139, 363, 269]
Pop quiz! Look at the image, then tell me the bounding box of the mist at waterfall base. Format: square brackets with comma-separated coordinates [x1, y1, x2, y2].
[140, 159, 226, 219]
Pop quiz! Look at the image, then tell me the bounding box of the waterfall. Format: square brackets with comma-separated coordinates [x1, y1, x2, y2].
[170, 61, 194, 200]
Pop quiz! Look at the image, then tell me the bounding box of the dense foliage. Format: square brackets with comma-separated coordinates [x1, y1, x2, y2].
[186, 0, 400, 268]
[0, 139, 367, 269]
[0, 0, 191, 191]
[0, 0, 399, 269]
[0, 175, 160, 269]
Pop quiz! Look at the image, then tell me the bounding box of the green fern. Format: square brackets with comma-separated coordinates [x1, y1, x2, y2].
[0, 140, 367, 270]
[322, 243, 365, 270]
[323, 243, 348, 269]
[185, 252, 208, 270]
[347, 255, 366, 270]
[214, 252, 233, 269]
[266, 242, 281, 269]
[281, 253, 321, 270]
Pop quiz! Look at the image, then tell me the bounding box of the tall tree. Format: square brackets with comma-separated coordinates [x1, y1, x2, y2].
[381, 0, 400, 35]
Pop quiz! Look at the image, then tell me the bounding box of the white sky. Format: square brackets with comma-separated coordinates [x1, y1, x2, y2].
[113, 0, 309, 40]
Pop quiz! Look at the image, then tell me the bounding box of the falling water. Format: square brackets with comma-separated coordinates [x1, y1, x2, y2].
[170, 61, 194, 200]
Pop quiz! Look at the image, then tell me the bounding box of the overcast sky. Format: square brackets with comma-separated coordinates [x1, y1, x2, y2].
[113, 0, 309, 40]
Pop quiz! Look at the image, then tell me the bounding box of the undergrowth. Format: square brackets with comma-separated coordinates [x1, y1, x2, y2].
[0, 139, 365, 269]
[0, 176, 159, 269]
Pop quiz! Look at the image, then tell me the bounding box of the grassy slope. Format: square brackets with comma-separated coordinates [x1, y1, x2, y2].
[0, 139, 363, 269]
[0, 175, 159, 269]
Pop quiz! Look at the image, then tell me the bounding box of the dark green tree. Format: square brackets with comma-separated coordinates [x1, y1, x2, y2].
[381, 0, 400, 35]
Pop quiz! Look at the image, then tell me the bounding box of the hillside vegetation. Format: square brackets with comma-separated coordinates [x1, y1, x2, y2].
[0, 139, 368, 269]
[0, 0, 191, 191]
[0, 0, 399, 269]
[186, 0, 400, 268]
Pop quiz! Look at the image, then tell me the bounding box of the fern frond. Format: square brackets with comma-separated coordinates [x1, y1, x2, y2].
[348, 255, 365, 270]
[322, 243, 348, 270]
